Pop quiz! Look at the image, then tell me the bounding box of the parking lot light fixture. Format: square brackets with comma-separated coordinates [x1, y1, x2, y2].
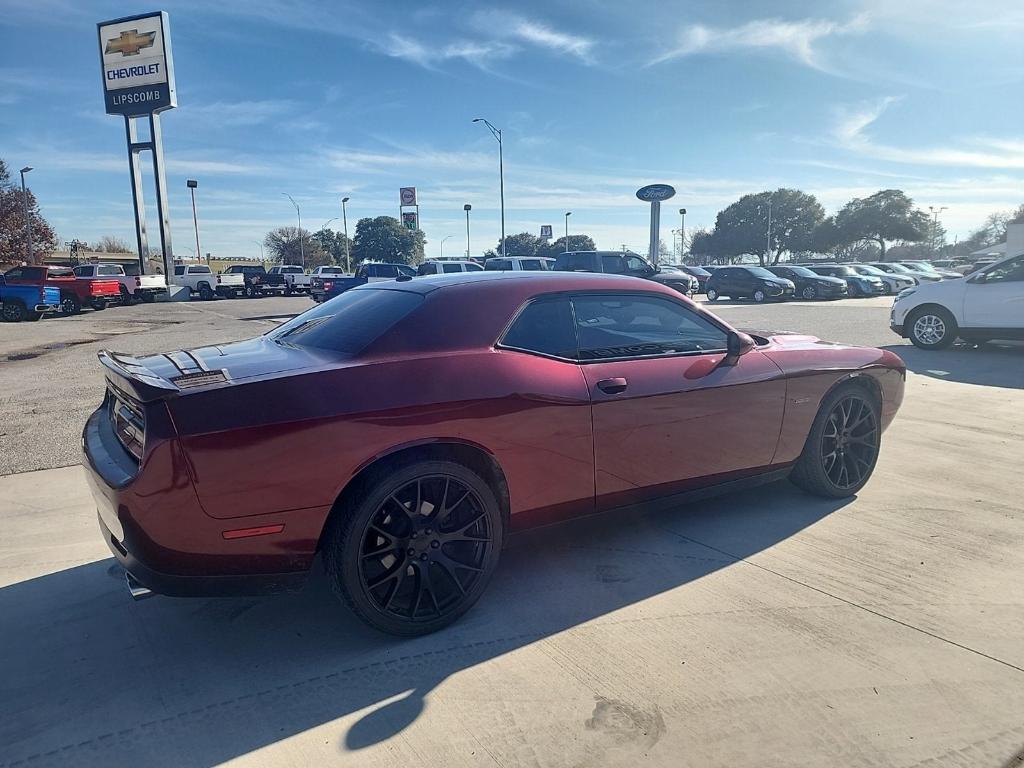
[283, 193, 304, 269]
[341, 197, 351, 272]
[473, 118, 505, 258]
[19, 166, 33, 262]
[440, 234, 454, 259]
[565, 211, 572, 251]
[186, 180, 202, 272]
[464, 204, 472, 258]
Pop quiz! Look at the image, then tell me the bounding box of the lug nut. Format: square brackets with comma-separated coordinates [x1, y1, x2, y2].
[431, 540, 440, 549]
[407, 548, 415, 557]
[419, 553, 428, 561]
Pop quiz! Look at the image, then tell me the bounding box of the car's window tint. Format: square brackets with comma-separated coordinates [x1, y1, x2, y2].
[191, 266, 212, 274]
[268, 288, 423, 354]
[466, 263, 483, 271]
[984, 256, 1024, 283]
[97, 265, 121, 275]
[174, 266, 185, 276]
[500, 298, 577, 359]
[6, 268, 23, 279]
[600, 254, 625, 273]
[521, 259, 542, 271]
[486, 259, 510, 271]
[442, 263, 462, 273]
[624, 255, 649, 272]
[572, 294, 727, 360]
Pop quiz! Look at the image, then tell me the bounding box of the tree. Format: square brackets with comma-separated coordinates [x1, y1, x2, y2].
[542, 234, 596, 256]
[311, 228, 353, 268]
[711, 188, 825, 266]
[495, 232, 544, 256]
[263, 226, 328, 267]
[961, 204, 1024, 252]
[658, 239, 671, 262]
[94, 235, 133, 253]
[830, 189, 929, 260]
[351, 216, 425, 265]
[811, 217, 880, 262]
[687, 227, 721, 264]
[0, 159, 57, 263]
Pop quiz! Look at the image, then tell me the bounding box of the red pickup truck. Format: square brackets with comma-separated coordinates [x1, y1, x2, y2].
[4, 265, 121, 314]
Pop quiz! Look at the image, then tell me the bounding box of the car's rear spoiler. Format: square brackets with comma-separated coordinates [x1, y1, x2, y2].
[98, 350, 180, 402]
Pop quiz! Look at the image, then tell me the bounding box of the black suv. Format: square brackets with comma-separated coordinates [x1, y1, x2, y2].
[767, 265, 848, 300]
[705, 266, 795, 303]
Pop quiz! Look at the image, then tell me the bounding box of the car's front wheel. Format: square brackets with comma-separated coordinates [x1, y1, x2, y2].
[801, 285, 818, 300]
[790, 384, 881, 498]
[2, 300, 27, 322]
[753, 289, 767, 303]
[908, 307, 956, 349]
[324, 460, 503, 636]
[706, 287, 719, 301]
[882, 282, 893, 295]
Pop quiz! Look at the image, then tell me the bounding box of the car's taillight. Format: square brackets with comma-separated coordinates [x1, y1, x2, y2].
[108, 388, 145, 462]
[216, 275, 222, 283]
[323, 281, 333, 290]
[39, 288, 46, 302]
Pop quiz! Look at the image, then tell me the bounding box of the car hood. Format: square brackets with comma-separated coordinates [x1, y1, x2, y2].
[136, 336, 338, 386]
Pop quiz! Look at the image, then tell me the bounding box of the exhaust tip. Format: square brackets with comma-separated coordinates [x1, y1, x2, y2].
[125, 571, 154, 601]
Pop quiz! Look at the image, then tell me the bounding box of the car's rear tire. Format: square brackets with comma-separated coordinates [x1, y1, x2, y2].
[141, 292, 156, 303]
[801, 285, 817, 300]
[2, 300, 27, 322]
[882, 282, 893, 295]
[323, 459, 503, 636]
[706, 287, 719, 301]
[90, 299, 107, 311]
[907, 306, 956, 350]
[119, 286, 137, 306]
[198, 284, 215, 301]
[790, 383, 881, 499]
[60, 294, 81, 315]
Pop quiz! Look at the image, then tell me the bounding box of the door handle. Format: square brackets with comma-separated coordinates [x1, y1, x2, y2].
[596, 377, 628, 394]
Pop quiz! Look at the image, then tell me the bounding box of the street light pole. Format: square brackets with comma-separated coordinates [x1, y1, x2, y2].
[565, 211, 572, 251]
[464, 204, 472, 258]
[341, 197, 351, 272]
[765, 196, 773, 265]
[186, 179, 202, 267]
[283, 193, 304, 268]
[929, 206, 948, 257]
[472, 118, 505, 258]
[251, 240, 264, 261]
[19, 166, 33, 262]
[679, 208, 686, 260]
[440, 235, 454, 259]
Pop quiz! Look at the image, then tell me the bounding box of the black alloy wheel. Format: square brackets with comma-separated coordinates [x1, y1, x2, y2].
[60, 294, 81, 315]
[325, 460, 503, 635]
[2, 301, 27, 322]
[791, 385, 881, 498]
[119, 286, 137, 306]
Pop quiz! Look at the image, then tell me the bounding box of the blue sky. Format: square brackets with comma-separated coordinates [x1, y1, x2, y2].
[2, 0, 1023, 260]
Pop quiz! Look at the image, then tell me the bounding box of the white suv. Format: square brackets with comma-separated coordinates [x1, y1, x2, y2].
[891, 253, 1024, 349]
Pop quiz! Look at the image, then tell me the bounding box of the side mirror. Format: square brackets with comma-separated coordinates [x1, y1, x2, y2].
[721, 331, 755, 367]
[969, 272, 987, 284]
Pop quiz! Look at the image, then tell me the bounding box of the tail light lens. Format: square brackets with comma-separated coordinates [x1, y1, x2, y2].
[107, 387, 145, 462]
[323, 281, 333, 291]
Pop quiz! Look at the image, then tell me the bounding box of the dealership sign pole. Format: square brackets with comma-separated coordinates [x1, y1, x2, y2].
[97, 11, 177, 279]
[636, 184, 676, 266]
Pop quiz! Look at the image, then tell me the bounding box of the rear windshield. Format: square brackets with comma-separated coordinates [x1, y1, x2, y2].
[267, 288, 423, 354]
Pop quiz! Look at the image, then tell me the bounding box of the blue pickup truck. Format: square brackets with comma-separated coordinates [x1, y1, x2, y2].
[0, 270, 61, 322]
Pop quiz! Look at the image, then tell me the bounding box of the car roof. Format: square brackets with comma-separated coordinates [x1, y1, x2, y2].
[356, 269, 668, 296]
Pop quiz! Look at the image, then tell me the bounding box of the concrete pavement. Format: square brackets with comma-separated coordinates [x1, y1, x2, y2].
[1, 367, 1022, 767]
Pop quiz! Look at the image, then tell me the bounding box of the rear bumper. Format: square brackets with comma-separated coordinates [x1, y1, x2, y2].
[82, 406, 312, 598]
[33, 303, 59, 313]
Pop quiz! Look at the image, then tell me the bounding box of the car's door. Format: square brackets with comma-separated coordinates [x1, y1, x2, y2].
[962, 255, 1024, 329]
[572, 292, 787, 510]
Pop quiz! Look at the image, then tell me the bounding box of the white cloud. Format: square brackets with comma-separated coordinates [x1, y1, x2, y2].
[506, 19, 594, 62]
[833, 98, 1024, 169]
[652, 15, 868, 71]
[376, 33, 516, 69]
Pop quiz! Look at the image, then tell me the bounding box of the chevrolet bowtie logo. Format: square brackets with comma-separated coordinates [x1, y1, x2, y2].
[105, 29, 156, 57]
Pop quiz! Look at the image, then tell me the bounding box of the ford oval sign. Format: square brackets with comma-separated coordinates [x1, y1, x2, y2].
[636, 184, 676, 202]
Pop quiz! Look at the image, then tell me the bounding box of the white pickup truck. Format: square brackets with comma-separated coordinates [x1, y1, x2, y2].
[267, 265, 312, 294]
[73, 263, 167, 304]
[171, 264, 244, 300]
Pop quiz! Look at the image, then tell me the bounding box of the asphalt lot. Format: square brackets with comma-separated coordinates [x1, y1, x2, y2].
[1, 291, 1022, 766]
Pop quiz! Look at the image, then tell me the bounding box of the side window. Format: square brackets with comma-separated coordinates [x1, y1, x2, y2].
[442, 263, 463, 273]
[623, 255, 649, 273]
[983, 256, 1024, 283]
[486, 259, 508, 271]
[5, 268, 23, 280]
[98, 265, 121, 276]
[365, 265, 379, 278]
[521, 259, 542, 271]
[600, 254, 626, 274]
[465, 262, 483, 272]
[73, 266, 88, 276]
[174, 266, 186, 276]
[192, 266, 211, 274]
[572, 294, 728, 360]
[380, 265, 398, 278]
[500, 297, 578, 360]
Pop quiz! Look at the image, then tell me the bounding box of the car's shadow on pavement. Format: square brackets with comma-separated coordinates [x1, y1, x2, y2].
[883, 342, 1024, 389]
[0, 482, 847, 767]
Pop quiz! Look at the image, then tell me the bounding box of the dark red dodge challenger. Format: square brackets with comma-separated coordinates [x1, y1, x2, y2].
[83, 272, 904, 635]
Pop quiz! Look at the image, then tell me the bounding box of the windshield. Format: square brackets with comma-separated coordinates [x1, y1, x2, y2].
[783, 266, 818, 278]
[853, 265, 885, 276]
[267, 288, 422, 354]
[684, 266, 711, 277]
[396, 264, 417, 277]
[745, 267, 779, 279]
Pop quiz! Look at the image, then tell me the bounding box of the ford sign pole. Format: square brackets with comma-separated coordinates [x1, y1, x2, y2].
[636, 184, 676, 267]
